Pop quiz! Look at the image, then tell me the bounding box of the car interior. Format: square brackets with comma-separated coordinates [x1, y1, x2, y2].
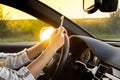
[0, 0, 120, 80]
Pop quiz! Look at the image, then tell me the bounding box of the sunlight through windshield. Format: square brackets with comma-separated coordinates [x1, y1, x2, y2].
[39, 0, 120, 39]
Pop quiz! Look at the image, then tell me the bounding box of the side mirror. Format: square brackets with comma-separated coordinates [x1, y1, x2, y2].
[83, 0, 118, 14]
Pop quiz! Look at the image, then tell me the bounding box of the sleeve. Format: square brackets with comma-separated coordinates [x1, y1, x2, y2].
[0, 67, 35, 80]
[2, 49, 30, 69]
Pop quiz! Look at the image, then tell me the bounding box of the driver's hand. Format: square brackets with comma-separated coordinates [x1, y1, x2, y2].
[48, 26, 67, 52]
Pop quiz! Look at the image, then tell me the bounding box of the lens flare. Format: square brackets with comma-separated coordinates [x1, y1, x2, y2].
[40, 27, 55, 41]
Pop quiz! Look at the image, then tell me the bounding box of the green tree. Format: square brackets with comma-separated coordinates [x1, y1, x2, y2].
[107, 8, 120, 34]
[0, 4, 10, 38]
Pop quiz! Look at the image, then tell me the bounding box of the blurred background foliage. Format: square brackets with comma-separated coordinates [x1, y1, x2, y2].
[0, 4, 50, 42]
[0, 4, 120, 42]
[74, 8, 120, 39]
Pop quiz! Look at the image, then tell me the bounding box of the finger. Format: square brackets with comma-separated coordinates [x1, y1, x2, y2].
[62, 27, 67, 34]
[54, 27, 62, 35]
[52, 28, 58, 35]
[59, 26, 67, 34]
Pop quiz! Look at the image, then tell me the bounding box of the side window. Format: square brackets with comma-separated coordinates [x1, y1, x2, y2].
[0, 4, 49, 43]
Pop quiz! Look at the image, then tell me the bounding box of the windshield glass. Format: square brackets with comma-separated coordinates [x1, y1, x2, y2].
[0, 4, 50, 43]
[40, 0, 120, 40]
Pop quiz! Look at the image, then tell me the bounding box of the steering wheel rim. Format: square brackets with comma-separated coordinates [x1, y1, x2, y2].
[52, 34, 70, 80]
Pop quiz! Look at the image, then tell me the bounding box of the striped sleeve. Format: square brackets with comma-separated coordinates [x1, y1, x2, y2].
[0, 67, 35, 80]
[4, 49, 30, 69]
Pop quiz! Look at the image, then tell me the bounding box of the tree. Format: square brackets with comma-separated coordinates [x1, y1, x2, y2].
[107, 8, 120, 34]
[0, 4, 10, 38]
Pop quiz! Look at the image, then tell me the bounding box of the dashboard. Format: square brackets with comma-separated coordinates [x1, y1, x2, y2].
[79, 48, 100, 68]
[70, 36, 100, 68]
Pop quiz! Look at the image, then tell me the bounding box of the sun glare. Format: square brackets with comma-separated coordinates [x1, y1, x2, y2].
[40, 27, 55, 41]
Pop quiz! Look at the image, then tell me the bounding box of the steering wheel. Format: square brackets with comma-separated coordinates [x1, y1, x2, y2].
[39, 34, 69, 80]
[51, 34, 70, 80]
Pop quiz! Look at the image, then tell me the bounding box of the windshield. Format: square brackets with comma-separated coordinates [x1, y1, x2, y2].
[40, 0, 120, 40]
[0, 4, 50, 43]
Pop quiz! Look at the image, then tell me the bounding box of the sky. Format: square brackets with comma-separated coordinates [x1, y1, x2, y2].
[39, 0, 107, 18]
[39, 0, 120, 18]
[1, 0, 120, 20]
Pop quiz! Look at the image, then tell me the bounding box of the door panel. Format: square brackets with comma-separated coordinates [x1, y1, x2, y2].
[0, 42, 36, 53]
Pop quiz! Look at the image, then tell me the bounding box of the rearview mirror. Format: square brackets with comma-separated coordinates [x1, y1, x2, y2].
[83, 0, 101, 14]
[99, 0, 118, 12]
[83, 0, 118, 14]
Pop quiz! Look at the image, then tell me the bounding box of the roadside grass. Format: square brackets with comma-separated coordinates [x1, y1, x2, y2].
[0, 35, 39, 43]
[95, 34, 120, 39]
[0, 18, 120, 43]
[1, 33, 120, 43]
[0, 19, 49, 43]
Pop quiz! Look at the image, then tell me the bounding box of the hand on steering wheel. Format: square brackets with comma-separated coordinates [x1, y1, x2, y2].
[52, 33, 70, 80]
